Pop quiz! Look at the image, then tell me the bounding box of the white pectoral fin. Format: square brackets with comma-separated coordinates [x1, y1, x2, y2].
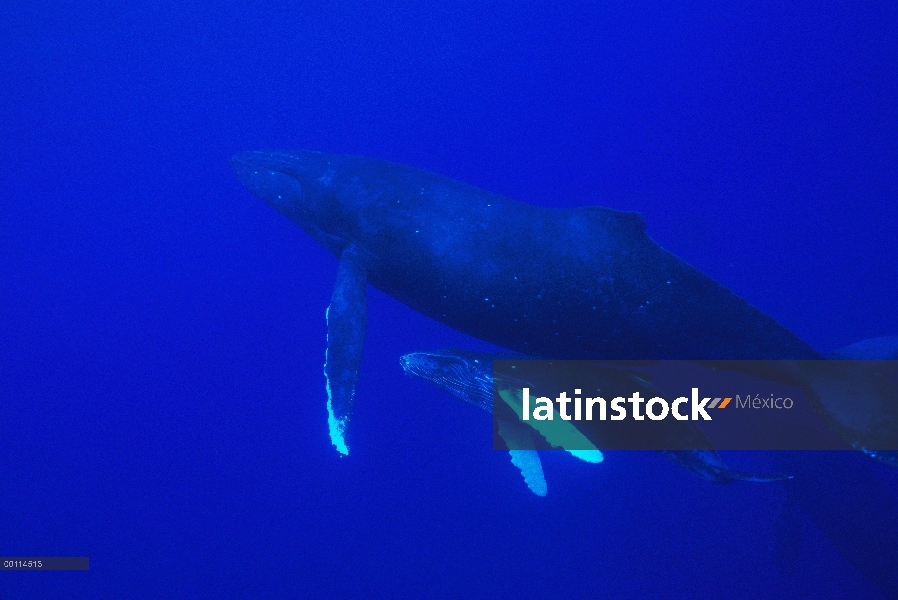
[508, 450, 547, 497]
[498, 418, 547, 496]
[323, 247, 368, 456]
[498, 389, 604, 464]
[566, 449, 604, 464]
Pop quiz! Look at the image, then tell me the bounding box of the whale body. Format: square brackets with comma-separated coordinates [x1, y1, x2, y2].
[231, 149, 820, 454]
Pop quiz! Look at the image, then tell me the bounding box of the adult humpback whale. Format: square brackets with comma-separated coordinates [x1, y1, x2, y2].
[230, 149, 891, 456]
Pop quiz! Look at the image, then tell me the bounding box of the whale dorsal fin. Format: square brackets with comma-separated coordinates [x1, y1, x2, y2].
[567, 205, 647, 235]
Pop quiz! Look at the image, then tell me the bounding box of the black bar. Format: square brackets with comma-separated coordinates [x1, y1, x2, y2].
[0, 557, 89, 571]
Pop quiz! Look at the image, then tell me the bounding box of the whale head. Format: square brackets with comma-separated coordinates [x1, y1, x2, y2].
[231, 149, 413, 264]
[399, 349, 528, 413]
[230, 150, 352, 252]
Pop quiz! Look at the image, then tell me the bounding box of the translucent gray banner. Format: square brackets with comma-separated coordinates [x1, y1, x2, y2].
[491, 360, 898, 451]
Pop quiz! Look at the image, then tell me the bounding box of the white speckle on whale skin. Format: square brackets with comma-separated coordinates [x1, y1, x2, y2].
[317, 169, 335, 186]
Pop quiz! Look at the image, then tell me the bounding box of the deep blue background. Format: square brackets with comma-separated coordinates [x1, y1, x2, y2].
[2, 1, 896, 598]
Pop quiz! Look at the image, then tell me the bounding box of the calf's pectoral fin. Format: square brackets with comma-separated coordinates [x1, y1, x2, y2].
[324, 246, 368, 456]
[497, 418, 548, 496]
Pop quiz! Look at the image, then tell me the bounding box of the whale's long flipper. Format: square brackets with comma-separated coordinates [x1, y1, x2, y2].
[324, 246, 368, 455]
[496, 388, 603, 462]
[497, 418, 547, 496]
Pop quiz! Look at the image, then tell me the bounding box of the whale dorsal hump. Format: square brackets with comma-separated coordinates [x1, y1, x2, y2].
[567, 205, 647, 236]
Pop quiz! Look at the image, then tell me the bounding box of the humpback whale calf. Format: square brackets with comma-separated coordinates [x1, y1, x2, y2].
[400, 348, 789, 493]
[400, 349, 604, 496]
[399, 350, 898, 594]
[230, 149, 894, 458]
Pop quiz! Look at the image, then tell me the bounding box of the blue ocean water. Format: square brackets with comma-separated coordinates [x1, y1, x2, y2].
[1, 1, 897, 598]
